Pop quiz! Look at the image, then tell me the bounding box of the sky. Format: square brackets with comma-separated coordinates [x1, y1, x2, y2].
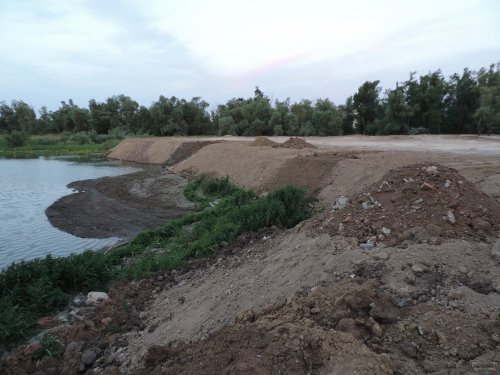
[0, 0, 499, 111]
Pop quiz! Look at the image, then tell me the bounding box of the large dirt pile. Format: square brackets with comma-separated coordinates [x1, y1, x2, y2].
[163, 141, 218, 167]
[249, 136, 278, 147]
[275, 137, 317, 149]
[107, 138, 183, 164]
[138, 279, 500, 375]
[322, 163, 500, 247]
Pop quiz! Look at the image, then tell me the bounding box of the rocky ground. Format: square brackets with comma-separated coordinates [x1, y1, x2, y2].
[3, 137, 500, 374]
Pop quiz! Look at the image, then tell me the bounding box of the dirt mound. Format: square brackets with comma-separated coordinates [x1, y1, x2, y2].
[107, 138, 183, 164]
[275, 137, 317, 149]
[322, 163, 500, 246]
[137, 279, 500, 374]
[249, 136, 279, 147]
[163, 141, 218, 167]
[172, 142, 317, 192]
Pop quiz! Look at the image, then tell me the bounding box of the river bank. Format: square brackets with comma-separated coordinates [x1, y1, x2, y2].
[46, 169, 195, 240]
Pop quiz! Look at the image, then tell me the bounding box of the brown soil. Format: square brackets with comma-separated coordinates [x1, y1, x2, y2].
[4, 137, 500, 375]
[249, 136, 279, 147]
[321, 163, 500, 246]
[46, 170, 194, 239]
[163, 141, 219, 167]
[107, 138, 183, 164]
[274, 136, 317, 149]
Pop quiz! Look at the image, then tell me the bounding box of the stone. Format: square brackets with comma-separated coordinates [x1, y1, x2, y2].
[86, 292, 109, 305]
[423, 165, 438, 175]
[81, 348, 97, 366]
[371, 323, 383, 337]
[447, 288, 464, 300]
[472, 217, 490, 231]
[381, 227, 391, 236]
[360, 243, 375, 251]
[490, 239, 500, 264]
[401, 341, 418, 359]
[333, 196, 349, 210]
[101, 317, 113, 325]
[411, 264, 424, 273]
[446, 210, 456, 225]
[361, 201, 374, 210]
[444, 179, 452, 188]
[310, 307, 321, 314]
[373, 251, 389, 261]
[421, 182, 437, 191]
[336, 318, 356, 332]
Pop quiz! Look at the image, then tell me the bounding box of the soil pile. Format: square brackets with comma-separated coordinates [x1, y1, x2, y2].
[322, 163, 500, 246]
[275, 137, 317, 149]
[107, 138, 183, 164]
[249, 136, 279, 147]
[137, 279, 500, 375]
[163, 141, 218, 167]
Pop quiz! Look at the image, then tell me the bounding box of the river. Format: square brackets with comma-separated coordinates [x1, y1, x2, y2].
[0, 157, 139, 269]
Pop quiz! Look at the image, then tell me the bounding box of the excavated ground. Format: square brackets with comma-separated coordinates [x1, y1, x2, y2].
[3, 137, 500, 375]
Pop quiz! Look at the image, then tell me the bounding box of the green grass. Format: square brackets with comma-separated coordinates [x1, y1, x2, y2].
[0, 177, 309, 347]
[0, 134, 121, 158]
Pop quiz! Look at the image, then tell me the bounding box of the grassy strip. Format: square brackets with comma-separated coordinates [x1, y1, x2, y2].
[0, 177, 308, 346]
[0, 134, 121, 158]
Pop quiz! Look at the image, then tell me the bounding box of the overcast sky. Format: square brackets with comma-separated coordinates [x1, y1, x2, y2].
[1, 0, 499, 111]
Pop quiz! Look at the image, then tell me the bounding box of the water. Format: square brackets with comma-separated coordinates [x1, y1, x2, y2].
[0, 157, 139, 269]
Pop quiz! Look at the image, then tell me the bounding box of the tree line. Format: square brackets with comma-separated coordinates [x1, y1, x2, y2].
[1, 63, 499, 138]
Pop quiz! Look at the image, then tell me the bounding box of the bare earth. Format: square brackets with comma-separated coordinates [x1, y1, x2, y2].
[4, 135, 500, 375]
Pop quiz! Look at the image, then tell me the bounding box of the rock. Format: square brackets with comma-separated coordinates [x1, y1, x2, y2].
[336, 318, 356, 332]
[36, 316, 56, 329]
[64, 341, 82, 360]
[490, 239, 500, 264]
[81, 349, 97, 366]
[310, 307, 321, 314]
[373, 251, 389, 261]
[472, 217, 490, 231]
[401, 341, 418, 359]
[86, 291, 109, 305]
[178, 296, 185, 304]
[219, 241, 229, 247]
[444, 179, 452, 188]
[360, 243, 375, 251]
[435, 331, 447, 345]
[447, 288, 464, 300]
[423, 165, 438, 175]
[492, 333, 500, 343]
[370, 298, 401, 323]
[446, 210, 456, 225]
[333, 196, 349, 210]
[371, 323, 383, 337]
[381, 227, 391, 236]
[411, 264, 424, 273]
[361, 201, 374, 210]
[421, 182, 437, 191]
[139, 311, 148, 319]
[101, 317, 113, 325]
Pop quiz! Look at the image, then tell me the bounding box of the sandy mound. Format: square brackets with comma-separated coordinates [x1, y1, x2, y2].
[107, 138, 183, 164]
[275, 137, 317, 149]
[322, 163, 500, 246]
[172, 142, 317, 191]
[249, 136, 279, 147]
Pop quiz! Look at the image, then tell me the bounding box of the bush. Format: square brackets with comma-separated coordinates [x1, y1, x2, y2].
[5, 131, 29, 147]
[67, 132, 93, 145]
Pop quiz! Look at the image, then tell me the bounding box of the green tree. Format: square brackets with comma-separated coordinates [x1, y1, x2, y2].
[353, 81, 381, 134]
[474, 64, 500, 134]
[382, 87, 411, 134]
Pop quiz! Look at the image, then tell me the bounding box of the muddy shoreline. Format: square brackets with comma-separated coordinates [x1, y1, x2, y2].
[46, 169, 195, 240]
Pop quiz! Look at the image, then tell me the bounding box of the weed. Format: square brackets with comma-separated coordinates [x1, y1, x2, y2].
[33, 335, 62, 359]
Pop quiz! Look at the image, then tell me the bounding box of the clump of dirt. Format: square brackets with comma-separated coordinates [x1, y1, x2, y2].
[136, 279, 500, 374]
[275, 137, 317, 149]
[323, 163, 500, 246]
[249, 136, 279, 147]
[163, 141, 218, 167]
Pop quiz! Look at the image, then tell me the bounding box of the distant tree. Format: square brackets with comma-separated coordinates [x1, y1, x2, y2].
[474, 64, 500, 134]
[382, 86, 411, 134]
[353, 81, 381, 134]
[12, 101, 36, 133]
[339, 96, 355, 135]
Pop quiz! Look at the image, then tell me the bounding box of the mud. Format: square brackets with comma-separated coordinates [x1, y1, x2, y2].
[46, 170, 194, 239]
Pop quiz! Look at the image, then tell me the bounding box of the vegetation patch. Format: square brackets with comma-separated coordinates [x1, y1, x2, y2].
[0, 177, 309, 347]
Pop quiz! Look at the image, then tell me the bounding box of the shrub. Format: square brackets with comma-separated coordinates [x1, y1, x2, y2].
[5, 131, 29, 147]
